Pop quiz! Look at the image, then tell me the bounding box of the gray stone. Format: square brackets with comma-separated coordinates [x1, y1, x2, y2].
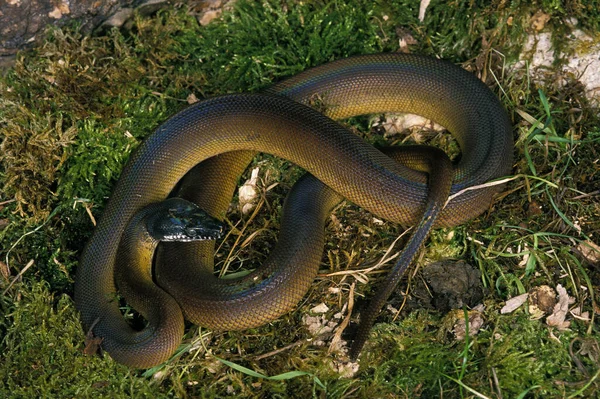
[137, 0, 170, 16]
[101, 7, 134, 29]
[0, 0, 233, 70]
[0, 0, 136, 57]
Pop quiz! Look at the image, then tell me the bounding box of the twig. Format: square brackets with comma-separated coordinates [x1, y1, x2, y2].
[491, 367, 503, 399]
[5, 207, 60, 272]
[218, 197, 265, 277]
[446, 176, 516, 205]
[321, 228, 412, 280]
[329, 282, 355, 354]
[253, 341, 305, 361]
[446, 174, 558, 205]
[2, 259, 34, 296]
[0, 198, 17, 206]
[572, 190, 600, 200]
[569, 337, 590, 377]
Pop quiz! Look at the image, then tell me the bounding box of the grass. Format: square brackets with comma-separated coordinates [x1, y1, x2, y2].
[1, 0, 599, 397]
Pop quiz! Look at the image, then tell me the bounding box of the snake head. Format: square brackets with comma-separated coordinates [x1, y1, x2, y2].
[146, 198, 224, 242]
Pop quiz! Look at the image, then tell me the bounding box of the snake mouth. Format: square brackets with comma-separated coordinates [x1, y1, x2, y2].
[174, 226, 224, 241]
[146, 198, 225, 242]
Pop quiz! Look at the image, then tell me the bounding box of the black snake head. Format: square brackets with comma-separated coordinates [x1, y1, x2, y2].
[146, 197, 224, 242]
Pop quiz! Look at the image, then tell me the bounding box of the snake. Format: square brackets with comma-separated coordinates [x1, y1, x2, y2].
[74, 53, 513, 368]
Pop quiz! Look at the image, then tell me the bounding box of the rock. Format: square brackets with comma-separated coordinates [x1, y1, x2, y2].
[0, 0, 235, 71]
[514, 29, 600, 107]
[421, 260, 485, 313]
[199, 9, 221, 26]
[1, 0, 136, 58]
[101, 8, 134, 29]
[137, 0, 170, 16]
[0, 0, 178, 69]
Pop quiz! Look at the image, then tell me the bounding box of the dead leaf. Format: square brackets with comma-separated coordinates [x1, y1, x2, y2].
[453, 305, 485, 340]
[531, 10, 550, 31]
[546, 284, 571, 330]
[578, 240, 600, 265]
[302, 314, 336, 338]
[570, 306, 590, 322]
[48, 2, 69, 19]
[199, 9, 222, 26]
[83, 318, 103, 356]
[418, 0, 430, 22]
[579, 338, 600, 363]
[310, 303, 330, 314]
[396, 27, 417, 53]
[332, 359, 359, 378]
[238, 167, 260, 215]
[187, 93, 199, 104]
[0, 260, 9, 282]
[569, 337, 600, 376]
[518, 246, 530, 268]
[373, 114, 443, 138]
[329, 283, 354, 354]
[527, 200, 543, 216]
[501, 293, 528, 314]
[83, 335, 103, 356]
[528, 285, 557, 317]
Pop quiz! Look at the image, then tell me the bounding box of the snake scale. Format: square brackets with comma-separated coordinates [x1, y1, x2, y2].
[75, 53, 513, 368]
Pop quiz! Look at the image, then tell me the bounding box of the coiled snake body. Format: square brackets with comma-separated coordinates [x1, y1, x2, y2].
[75, 53, 513, 368]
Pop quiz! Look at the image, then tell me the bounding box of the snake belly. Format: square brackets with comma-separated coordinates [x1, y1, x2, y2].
[74, 53, 513, 368]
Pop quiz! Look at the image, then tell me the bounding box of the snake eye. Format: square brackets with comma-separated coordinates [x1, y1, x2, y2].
[185, 227, 198, 238]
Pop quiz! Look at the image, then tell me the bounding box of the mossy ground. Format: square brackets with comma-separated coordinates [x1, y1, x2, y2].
[1, 1, 599, 397]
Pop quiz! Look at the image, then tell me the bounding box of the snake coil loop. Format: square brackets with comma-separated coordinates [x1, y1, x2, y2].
[75, 53, 512, 368]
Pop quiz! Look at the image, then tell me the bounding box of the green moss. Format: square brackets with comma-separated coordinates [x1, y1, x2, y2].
[0, 282, 170, 398]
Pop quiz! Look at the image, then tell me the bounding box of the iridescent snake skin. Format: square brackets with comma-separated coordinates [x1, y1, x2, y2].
[75, 53, 513, 368]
